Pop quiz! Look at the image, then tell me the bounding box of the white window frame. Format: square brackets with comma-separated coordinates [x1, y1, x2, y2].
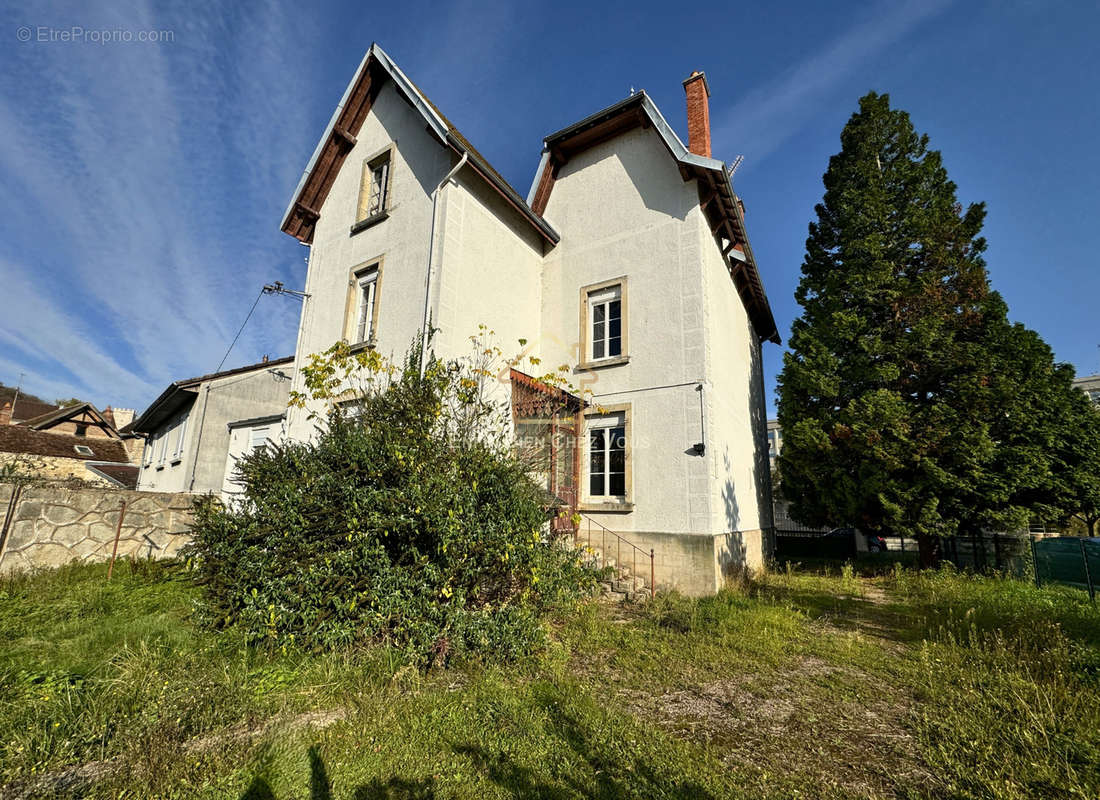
[579, 277, 628, 368]
[156, 430, 168, 465]
[582, 404, 631, 507]
[355, 268, 379, 344]
[250, 426, 271, 452]
[356, 146, 394, 223]
[588, 286, 622, 362]
[144, 436, 154, 466]
[172, 413, 188, 461]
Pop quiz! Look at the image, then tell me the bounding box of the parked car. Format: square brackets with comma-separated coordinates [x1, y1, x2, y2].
[826, 527, 887, 553]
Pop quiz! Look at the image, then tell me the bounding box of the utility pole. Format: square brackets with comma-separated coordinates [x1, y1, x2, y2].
[10, 372, 25, 421]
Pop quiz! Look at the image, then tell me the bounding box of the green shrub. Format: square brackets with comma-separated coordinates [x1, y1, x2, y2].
[186, 340, 596, 665]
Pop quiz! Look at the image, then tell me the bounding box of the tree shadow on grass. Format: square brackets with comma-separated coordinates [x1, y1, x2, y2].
[239, 745, 435, 800]
[755, 571, 923, 646]
[450, 688, 718, 800]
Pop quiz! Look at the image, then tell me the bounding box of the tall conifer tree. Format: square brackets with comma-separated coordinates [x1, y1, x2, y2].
[778, 92, 1013, 564]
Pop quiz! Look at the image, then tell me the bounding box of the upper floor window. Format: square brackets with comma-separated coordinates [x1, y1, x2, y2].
[250, 426, 272, 452]
[347, 262, 381, 345]
[357, 148, 393, 223]
[156, 430, 168, 465]
[173, 413, 189, 461]
[581, 278, 628, 366]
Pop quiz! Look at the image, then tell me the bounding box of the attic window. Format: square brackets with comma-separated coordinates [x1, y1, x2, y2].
[74, 445, 94, 456]
[355, 146, 393, 225]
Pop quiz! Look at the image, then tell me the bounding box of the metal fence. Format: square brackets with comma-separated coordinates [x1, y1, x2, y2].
[774, 529, 855, 560]
[1032, 537, 1100, 599]
[940, 532, 1034, 578]
[773, 526, 1099, 599]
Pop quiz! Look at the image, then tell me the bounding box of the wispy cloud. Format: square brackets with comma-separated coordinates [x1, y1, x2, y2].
[711, 0, 954, 168]
[0, 0, 317, 409]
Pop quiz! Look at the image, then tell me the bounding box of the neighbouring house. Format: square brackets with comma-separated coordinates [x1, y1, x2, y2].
[0, 401, 139, 487]
[1074, 373, 1100, 406]
[0, 398, 58, 425]
[0, 425, 136, 487]
[278, 45, 778, 595]
[131, 357, 295, 496]
[766, 419, 783, 474]
[15, 402, 121, 439]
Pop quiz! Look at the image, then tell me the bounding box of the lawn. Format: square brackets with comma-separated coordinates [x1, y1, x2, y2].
[2, 559, 1098, 799]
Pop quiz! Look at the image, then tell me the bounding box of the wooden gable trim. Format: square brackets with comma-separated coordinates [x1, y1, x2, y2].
[282, 68, 380, 243]
[696, 169, 780, 344]
[530, 155, 560, 216]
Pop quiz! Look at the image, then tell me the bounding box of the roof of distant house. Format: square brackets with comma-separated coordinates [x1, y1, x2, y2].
[131, 356, 294, 434]
[7, 398, 60, 422]
[85, 462, 139, 489]
[16, 402, 122, 438]
[0, 425, 130, 463]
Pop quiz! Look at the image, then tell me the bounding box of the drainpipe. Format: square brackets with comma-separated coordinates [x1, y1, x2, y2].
[694, 383, 707, 455]
[187, 385, 212, 492]
[420, 151, 468, 376]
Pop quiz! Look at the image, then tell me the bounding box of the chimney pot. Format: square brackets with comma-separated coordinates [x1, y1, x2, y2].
[683, 70, 712, 158]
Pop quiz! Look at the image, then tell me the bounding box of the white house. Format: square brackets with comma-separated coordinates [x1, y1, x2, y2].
[279, 44, 779, 595]
[132, 357, 295, 497]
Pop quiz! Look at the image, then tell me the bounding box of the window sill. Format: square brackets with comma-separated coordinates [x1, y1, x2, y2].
[350, 210, 389, 235]
[574, 355, 630, 373]
[347, 338, 377, 353]
[578, 501, 634, 513]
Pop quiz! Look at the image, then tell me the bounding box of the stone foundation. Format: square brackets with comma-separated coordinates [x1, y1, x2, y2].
[0, 482, 193, 574]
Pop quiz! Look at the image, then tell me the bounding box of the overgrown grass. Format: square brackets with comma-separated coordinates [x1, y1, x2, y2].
[2, 559, 1099, 798]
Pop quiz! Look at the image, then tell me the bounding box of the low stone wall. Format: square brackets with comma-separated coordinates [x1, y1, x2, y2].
[0, 482, 194, 574]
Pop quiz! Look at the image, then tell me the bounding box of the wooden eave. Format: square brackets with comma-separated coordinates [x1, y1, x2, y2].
[282, 49, 558, 246]
[532, 95, 780, 344]
[281, 67, 380, 243]
[696, 166, 780, 344]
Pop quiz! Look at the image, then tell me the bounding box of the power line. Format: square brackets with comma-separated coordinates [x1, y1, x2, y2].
[214, 281, 311, 375]
[215, 288, 265, 374]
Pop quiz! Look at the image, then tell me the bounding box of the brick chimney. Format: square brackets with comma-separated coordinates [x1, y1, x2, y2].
[101, 405, 116, 429]
[683, 70, 711, 158]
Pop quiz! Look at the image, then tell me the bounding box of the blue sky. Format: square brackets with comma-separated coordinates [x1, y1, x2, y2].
[3, 0, 1098, 416]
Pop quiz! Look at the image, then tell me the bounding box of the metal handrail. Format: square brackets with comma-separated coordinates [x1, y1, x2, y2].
[576, 512, 655, 598]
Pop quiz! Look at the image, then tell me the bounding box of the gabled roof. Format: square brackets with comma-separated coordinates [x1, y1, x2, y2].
[527, 92, 780, 345]
[6, 398, 59, 423]
[0, 426, 130, 463]
[281, 44, 558, 246]
[131, 356, 294, 434]
[17, 402, 121, 439]
[86, 463, 139, 489]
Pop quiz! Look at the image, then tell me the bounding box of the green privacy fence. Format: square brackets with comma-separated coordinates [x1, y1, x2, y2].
[1033, 537, 1100, 599]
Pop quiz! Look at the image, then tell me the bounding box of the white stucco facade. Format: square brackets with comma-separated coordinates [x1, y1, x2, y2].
[281, 47, 778, 595]
[135, 361, 294, 496]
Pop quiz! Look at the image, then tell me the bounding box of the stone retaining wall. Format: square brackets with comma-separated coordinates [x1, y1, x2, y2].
[0, 482, 194, 574]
